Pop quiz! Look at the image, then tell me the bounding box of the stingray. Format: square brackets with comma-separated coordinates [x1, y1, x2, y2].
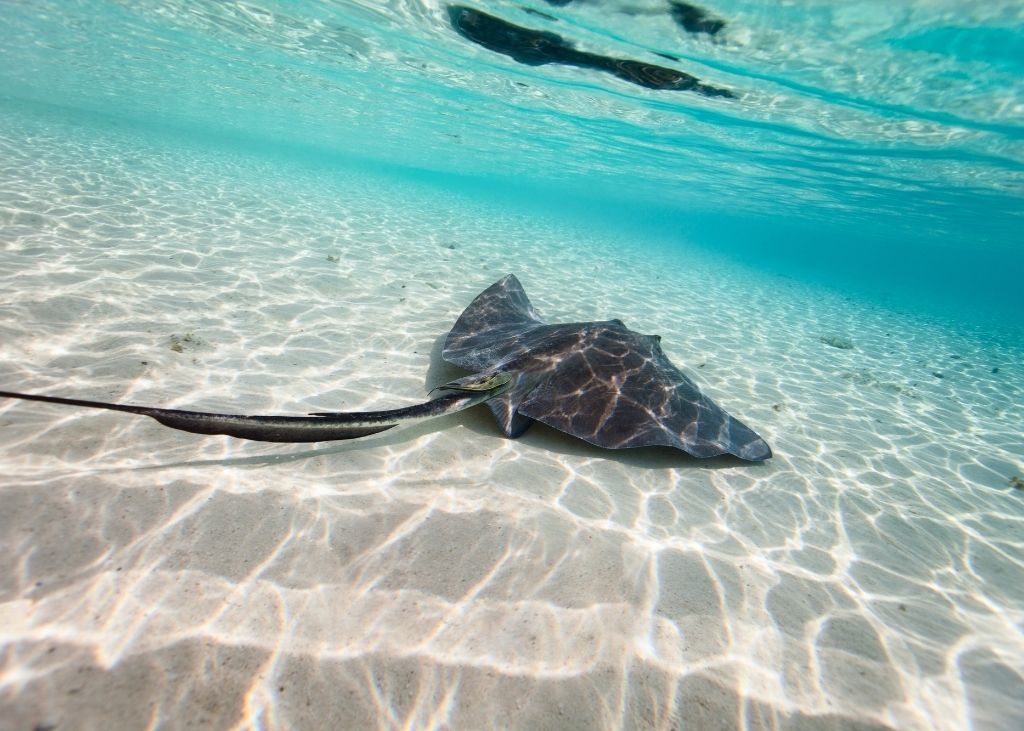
[0, 274, 771, 461]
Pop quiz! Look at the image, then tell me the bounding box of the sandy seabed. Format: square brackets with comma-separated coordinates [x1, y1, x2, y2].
[0, 111, 1022, 731]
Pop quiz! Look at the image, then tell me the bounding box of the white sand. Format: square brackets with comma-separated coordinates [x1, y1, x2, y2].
[0, 109, 1022, 731]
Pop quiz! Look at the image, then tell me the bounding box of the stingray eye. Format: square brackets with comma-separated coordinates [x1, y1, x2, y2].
[653, 335, 662, 343]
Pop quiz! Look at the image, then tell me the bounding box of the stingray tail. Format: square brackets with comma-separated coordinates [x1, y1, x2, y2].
[0, 374, 509, 444]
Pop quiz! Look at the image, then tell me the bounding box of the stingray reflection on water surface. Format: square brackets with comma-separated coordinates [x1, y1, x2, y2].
[0, 274, 771, 461]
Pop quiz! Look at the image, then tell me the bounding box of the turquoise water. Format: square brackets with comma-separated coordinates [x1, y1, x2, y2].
[2, 0, 1022, 322]
[1, 2, 1023, 730]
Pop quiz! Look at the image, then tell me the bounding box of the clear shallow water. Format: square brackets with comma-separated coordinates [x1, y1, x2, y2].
[2, 0, 1023, 320]
[0, 2, 1023, 730]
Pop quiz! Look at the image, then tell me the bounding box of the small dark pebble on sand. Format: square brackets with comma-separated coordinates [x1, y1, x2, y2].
[992, 367, 999, 374]
[932, 372, 944, 379]
[1010, 476, 1024, 490]
[168, 331, 205, 353]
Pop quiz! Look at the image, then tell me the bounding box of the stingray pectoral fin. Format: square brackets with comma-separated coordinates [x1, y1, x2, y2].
[0, 386, 498, 444]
